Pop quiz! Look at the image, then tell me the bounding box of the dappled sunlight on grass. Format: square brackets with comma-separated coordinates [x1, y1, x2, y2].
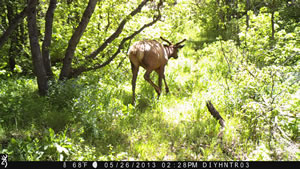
[162, 99, 195, 125]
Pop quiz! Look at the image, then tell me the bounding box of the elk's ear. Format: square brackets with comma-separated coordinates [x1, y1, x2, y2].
[177, 45, 185, 49]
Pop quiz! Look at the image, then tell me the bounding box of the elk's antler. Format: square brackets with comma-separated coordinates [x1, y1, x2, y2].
[175, 39, 186, 46]
[160, 36, 172, 45]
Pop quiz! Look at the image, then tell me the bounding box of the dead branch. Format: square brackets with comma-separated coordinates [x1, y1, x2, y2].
[206, 100, 225, 128]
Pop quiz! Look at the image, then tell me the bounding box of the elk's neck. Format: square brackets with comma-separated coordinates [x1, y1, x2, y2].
[164, 46, 174, 59]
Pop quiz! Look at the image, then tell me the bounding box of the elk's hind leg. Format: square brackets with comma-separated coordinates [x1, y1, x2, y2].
[131, 62, 139, 105]
[144, 69, 161, 97]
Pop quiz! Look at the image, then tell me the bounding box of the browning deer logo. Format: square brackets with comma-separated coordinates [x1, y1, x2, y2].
[1, 154, 7, 168]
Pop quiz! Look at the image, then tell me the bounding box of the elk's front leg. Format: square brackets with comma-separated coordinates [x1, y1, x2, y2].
[156, 66, 168, 94]
[163, 76, 169, 93]
[157, 73, 163, 99]
[156, 67, 166, 99]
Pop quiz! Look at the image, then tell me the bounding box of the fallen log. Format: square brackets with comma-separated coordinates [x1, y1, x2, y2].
[206, 100, 225, 128]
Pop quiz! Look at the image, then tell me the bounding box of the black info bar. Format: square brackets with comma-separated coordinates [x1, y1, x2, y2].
[0, 160, 299, 169]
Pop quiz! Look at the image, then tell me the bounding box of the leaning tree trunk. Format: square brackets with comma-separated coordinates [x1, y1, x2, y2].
[27, 0, 48, 95]
[59, 0, 98, 80]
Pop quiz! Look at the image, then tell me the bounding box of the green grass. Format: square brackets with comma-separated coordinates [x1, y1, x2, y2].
[0, 41, 299, 161]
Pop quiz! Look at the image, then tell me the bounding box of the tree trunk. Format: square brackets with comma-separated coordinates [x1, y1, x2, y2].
[246, 0, 250, 30]
[27, 0, 48, 95]
[59, 0, 98, 80]
[6, 2, 17, 72]
[271, 11, 275, 41]
[270, 0, 276, 43]
[271, 0, 276, 41]
[42, 0, 57, 79]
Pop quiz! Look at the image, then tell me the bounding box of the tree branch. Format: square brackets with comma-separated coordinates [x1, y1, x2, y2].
[85, 0, 150, 60]
[0, 5, 28, 49]
[70, 0, 163, 78]
[117, 38, 133, 69]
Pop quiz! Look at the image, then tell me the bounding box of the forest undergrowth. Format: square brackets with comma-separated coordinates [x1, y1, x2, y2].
[1, 38, 299, 160]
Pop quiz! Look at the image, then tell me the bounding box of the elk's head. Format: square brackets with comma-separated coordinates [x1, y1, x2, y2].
[160, 36, 186, 59]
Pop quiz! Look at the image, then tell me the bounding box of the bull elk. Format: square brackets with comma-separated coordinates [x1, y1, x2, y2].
[128, 36, 186, 104]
